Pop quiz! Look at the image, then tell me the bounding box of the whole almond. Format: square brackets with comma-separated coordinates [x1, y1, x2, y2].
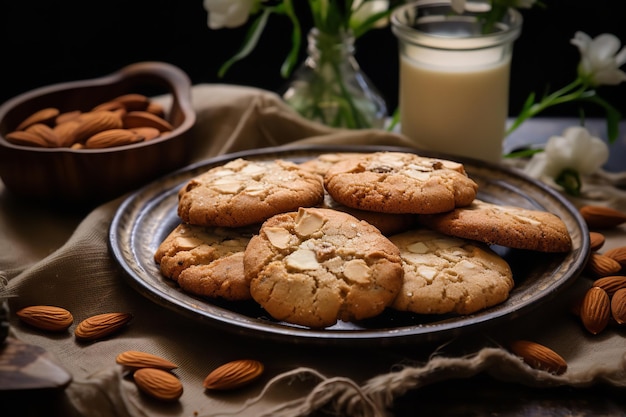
[123, 111, 174, 132]
[116, 350, 178, 371]
[55, 110, 82, 125]
[580, 286, 611, 335]
[203, 359, 264, 390]
[112, 93, 150, 112]
[580, 205, 626, 229]
[508, 340, 567, 375]
[5, 130, 49, 147]
[15, 107, 60, 130]
[16, 305, 73, 332]
[91, 101, 127, 117]
[611, 288, 626, 325]
[85, 128, 144, 148]
[588, 232, 605, 251]
[146, 101, 165, 118]
[603, 246, 626, 268]
[75, 312, 133, 341]
[593, 276, 626, 297]
[53, 120, 82, 147]
[130, 126, 161, 141]
[585, 253, 622, 277]
[72, 111, 123, 143]
[133, 368, 183, 401]
[25, 123, 61, 147]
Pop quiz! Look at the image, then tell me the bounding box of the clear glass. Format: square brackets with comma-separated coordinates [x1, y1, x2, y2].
[391, 0, 523, 162]
[282, 28, 388, 129]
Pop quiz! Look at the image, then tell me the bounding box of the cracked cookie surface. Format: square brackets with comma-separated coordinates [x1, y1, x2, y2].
[177, 158, 325, 227]
[390, 229, 514, 315]
[245, 207, 404, 328]
[418, 199, 572, 252]
[154, 223, 257, 300]
[323, 151, 478, 214]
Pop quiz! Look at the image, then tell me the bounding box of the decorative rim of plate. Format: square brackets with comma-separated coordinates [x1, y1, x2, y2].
[109, 144, 590, 346]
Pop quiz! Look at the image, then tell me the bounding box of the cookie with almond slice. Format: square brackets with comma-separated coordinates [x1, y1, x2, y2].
[154, 223, 257, 300]
[245, 207, 404, 328]
[418, 199, 572, 252]
[177, 158, 325, 227]
[390, 228, 514, 315]
[323, 151, 478, 214]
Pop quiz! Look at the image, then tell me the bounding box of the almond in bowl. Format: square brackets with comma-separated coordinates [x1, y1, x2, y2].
[0, 61, 196, 207]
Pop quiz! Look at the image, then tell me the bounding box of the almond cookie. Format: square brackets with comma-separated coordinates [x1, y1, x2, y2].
[154, 223, 256, 300]
[390, 229, 514, 315]
[245, 207, 404, 328]
[299, 152, 364, 177]
[320, 193, 418, 236]
[418, 199, 572, 253]
[177, 158, 325, 227]
[324, 151, 478, 214]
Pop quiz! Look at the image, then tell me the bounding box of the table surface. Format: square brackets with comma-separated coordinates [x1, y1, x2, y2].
[3, 114, 626, 417]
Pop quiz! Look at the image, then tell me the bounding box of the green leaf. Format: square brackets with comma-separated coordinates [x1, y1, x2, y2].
[579, 94, 622, 144]
[386, 107, 400, 132]
[506, 91, 536, 136]
[555, 168, 582, 197]
[280, 0, 302, 78]
[217, 10, 272, 78]
[503, 148, 544, 159]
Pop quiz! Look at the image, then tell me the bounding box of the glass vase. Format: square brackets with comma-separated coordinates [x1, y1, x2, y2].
[391, 0, 523, 163]
[282, 28, 388, 129]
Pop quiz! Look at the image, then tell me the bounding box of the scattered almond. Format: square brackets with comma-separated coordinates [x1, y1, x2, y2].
[588, 232, 605, 251]
[74, 312, 133, 341]
[508, 340, 567, 375]
[610, 288, 626, 325]
[16, 305, 73, 332]
[203, 359, 264, 390]
[580, 205, 626, 229]
[133, 368, 183, 402]
[603, 246, 626, 268]
[116, 350, 178, 371]
[585, 253, 622, 277]
[592, 276, 626, 297]
[580, 286, 611, 335]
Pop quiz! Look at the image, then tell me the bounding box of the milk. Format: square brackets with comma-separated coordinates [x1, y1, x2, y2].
[399, 55, 511, 163]
[391, 1, 522, 164]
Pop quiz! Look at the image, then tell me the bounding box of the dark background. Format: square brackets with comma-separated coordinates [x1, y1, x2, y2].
[1, 0, 625, 119]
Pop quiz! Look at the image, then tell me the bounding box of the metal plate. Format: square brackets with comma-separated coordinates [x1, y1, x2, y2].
[109, 145, 589, 346]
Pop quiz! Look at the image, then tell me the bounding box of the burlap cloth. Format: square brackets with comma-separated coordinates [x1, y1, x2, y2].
[2, 84, 626, 417]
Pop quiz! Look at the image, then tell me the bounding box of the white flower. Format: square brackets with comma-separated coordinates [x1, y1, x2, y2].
[203, 0, 257, 29]
[351, 0, 390, 28]
[525, 126, 609, 184]
[571, 31, 626, 86]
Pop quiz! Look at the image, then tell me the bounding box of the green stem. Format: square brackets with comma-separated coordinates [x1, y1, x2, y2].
[506, 78, 588, 136]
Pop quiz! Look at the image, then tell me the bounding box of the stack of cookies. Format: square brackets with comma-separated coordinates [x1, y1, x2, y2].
[154, 152, 572, 329]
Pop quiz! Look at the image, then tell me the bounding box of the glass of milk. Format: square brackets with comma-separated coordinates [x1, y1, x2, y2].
[391, 0, 522, 163]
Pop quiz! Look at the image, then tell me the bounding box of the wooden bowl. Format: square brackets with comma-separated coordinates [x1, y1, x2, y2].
[0, 61, 196, 208]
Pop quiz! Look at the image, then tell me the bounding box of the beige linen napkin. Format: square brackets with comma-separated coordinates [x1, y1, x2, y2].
[2, 84, 626, 417]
